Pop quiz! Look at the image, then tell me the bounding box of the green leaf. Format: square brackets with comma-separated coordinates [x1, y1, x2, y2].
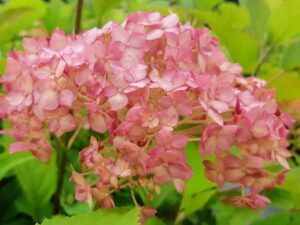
[280, 167, 300, 209]
[92, 0, 122, 25]
[0, 8, 36, 42]
[178, 0, 194, 8]
[266, 0, 300, 43]
[239, 0, 270, 43]
[101, 8, 127, 25]
[228, 146, 241, 158]
[14, 154, 57, 221]
[0, 120, 15, 150]
[38, 207, 141, 225]
[146, 1, 170, 8]
[0, 151, 34, 180]
[182, 189, 215, 215]
[137, 182, 179, 208]
[264, 189, 293, 209]
[2, 218, 33, 225]
[211, 197, 258, 225]
[0, 178, 22, 223]
[125, 0, 150, 12]
[145, 217, 166, 225]
[0, 57, 6, 75]
[219, 3, 249, 30]
[221, 31, 258, 73]
[3, 0, 46, 16]
[262, 71, 300, 100]
[0, 0, 46, 42]
[194, 0, 224, 9]
[251, 211, 300, 225]
[62, 201, 92, 216]
[43, 0, 75, 33]
[179, 142, 216, 215]
[282, 40, 300, 70]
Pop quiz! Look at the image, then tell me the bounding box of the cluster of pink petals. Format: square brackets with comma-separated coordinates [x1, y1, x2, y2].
[0, 11, 294, 211]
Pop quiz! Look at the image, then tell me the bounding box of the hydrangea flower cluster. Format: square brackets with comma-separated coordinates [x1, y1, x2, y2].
[0, 12, 294, 210]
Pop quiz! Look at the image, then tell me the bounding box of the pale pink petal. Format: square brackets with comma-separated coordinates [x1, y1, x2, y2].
[276, 155, 290, 169]
[88, 112, 107, 133]
[129, 64, 147, 81]
[207, 108, 224, 126]
[173, 179, 185, 192]
[50, 29, 67, 49]
[161, 14, 179, 28]
[55, 60, 66, 77]
[34, 66, 51, 79]
[108, 93, 128, 111]
[211, 100, 229, 113]
[59, 114, 76, 132]
[39, 89, 59, 110]
[73, 66, 93, 86]
[48, 119, 60, 132]
[111, 24, 128, 43]
[172, 134, 188, 149]
[5, 92, 24, 106]
[84, 28, 101, 44]
[146, 29, 164, 40]
[251, 122, 269, 138]
[59, 89, 75, 107]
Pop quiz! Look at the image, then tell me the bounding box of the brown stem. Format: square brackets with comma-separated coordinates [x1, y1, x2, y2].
[74, 0, 84, 34]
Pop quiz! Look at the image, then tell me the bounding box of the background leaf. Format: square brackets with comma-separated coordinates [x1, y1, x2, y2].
[266, 0, 300, 43]
[280, 167, 300, 209]
[194, 0, 224, 9]
[145, 217, 166, 225]
[0, 151, 34, 180]
[264, 189, 294, 210]
[0, 0, 46, 43]
[92, 0, 122, 25]
[282, 40, 300, 70]
[43, 0, 75, 33]
[38, 207, 140, 225]
[262, 71, 300, 100]
[251, 211, 300, 225]
[179, 142, 216, 215]
[239, 0, 270, 44]
[14, 154, 57, 221]
[0, 57, 6, 75]
[210, 197, 259, 225]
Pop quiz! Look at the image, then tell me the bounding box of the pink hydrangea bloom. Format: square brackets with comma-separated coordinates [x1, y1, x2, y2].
[0, 11, 294, 211]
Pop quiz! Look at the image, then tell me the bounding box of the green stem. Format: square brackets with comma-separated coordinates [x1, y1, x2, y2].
[53, 0, 85, 205]
[253, 42, 276, 76]
[253, 16, 299, 76]
[266, 70, 285, 87]
[130, 188, 139, 206]
[53, 136, 68, 214]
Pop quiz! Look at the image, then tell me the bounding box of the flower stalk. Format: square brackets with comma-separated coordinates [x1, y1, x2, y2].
[74, 0, 84, 34]
[53, 136, 68, 214]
